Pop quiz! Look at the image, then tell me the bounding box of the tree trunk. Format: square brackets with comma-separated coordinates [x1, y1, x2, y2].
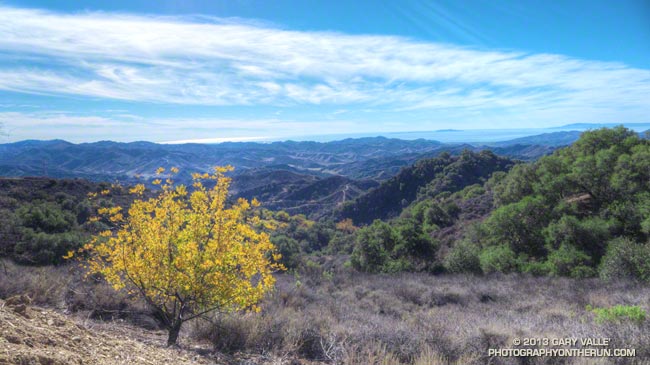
[167, 320, 183, 346]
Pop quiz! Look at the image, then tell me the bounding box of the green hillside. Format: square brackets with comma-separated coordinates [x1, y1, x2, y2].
[468, 126, 650, 279]
[346, 127, 650, 280]
[339, 150, 514, 225]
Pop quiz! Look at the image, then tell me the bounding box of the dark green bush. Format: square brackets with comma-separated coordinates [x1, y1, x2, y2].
[543, 216, 611, 259]
[458, 184, 485, 200]
[444, 240, 481, 274]
[521, 261, 552, 277]
[271, 234, 301, 269]
[13, 229, 85, 265]
[479, 245, 520, 274]
[570, 265, 597, 279]
[479, 196, 549, 257]
[393, 218, 437, 259]
[382, 258, 413, 273]
[599, 237, 650, 282]
[351, 220, 397, 273]
[3, 201, 87, 265]
[16, 202, 76, 234]
[324, 231, 355, 254]
[546, 244, 594, 278]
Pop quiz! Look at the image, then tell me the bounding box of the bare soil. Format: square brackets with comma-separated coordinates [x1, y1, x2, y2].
[0, 295, 213, 365]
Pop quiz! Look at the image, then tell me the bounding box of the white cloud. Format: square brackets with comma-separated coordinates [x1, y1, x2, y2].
[0, 5, 647, 118]
[160, 136, 269, 144]
[0, 111, 365, 143]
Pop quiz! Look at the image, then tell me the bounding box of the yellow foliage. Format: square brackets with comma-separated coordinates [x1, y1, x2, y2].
[129, 184, 145, 195]
[336, 218, 358, 234]
[84, 166, 283, 342]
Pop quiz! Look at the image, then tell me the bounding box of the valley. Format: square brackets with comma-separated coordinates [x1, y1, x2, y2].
[0, 131, 574, 219]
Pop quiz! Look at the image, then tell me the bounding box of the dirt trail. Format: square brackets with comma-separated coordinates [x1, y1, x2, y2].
[0, 296, 214, 365]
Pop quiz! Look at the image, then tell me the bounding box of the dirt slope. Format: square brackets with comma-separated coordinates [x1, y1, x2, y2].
[0, 296, 214, 365]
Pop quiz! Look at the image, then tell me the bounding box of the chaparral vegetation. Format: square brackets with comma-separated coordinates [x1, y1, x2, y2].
[1, 127, 649, 364]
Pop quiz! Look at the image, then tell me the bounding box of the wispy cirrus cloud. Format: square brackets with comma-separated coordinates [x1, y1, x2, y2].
[0, 5, 648, 117]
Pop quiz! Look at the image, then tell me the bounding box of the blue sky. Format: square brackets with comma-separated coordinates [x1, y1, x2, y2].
[0, 0, 649, 143]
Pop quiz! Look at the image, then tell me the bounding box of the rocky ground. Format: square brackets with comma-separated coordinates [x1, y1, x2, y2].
[0, 295, 214, 365]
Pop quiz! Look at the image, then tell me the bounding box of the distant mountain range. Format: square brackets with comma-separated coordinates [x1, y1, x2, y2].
[0, 132, 573, 181]
[550, 122, 650, 130]
[1, 128, 637, 217]
[293, 123, 650, 143]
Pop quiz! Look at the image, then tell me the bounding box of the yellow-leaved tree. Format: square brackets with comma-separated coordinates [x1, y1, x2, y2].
[81, 166, 282, 346]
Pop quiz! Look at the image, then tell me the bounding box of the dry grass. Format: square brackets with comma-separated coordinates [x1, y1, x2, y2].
[192, 271, 650, 365]
[2, 260, 649, 364]
[0, 259, 154, 327]
[0, 260, 72, 307]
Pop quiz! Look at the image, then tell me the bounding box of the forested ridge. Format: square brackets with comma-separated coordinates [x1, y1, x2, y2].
[2, 127, 650, 282]
[469, 126, 650, 279]
[338, 150, 514, 225]
[346, 126, 650, 280]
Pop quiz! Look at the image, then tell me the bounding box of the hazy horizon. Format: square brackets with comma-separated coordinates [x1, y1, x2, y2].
[2, 122, 650, 145]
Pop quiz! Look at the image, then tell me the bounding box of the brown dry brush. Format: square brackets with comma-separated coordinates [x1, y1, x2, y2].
[1, 260, 649, 364]
[0, 260, 156, 328]
[188, 268, 650, 365]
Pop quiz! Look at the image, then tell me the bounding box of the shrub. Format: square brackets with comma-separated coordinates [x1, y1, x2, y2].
[271, 234, 301, 269]
[444, 240, 481, 274]
[13, 229, 85, 265]
[326, 231, 355, 254]
[382, 258, 413, 273]
[546, 244, 594, 278]
[479, 196, 549, 257]
[351, 220, 398, 273]
[599, 237, 650, 282]
[543, 216, 611, 259]
[479, 245, 520, 274]
[196, 314, 262, 354]
[458, 184, 485, 200]
[521, 261, 552, 277]
[586, 304, 646, 324]
[193, 307, 335, 360]
[15, 202, 77, 234]
[569, 265, 597, 279]
[422, 203, 455, 229]
[4, 201, 87, 265]
[393, 218, 437, 259]
[491, 163, 536, 207]
[300, 259, 328, 284]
